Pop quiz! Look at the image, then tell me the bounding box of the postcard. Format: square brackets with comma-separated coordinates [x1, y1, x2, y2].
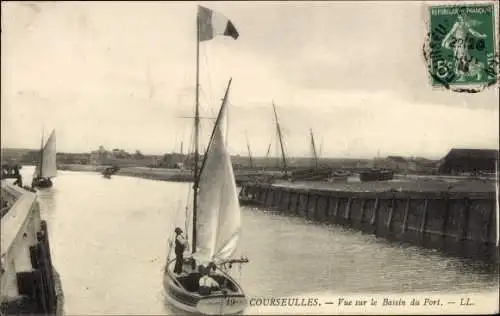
[1, 1, 498, 315]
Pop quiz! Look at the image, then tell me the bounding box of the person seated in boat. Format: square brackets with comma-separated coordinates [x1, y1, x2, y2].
[207, 261, 217, 273]
[198, 265, 220, 295]
[13, 174, 23, 187]
[180, 256, 196, 274]
[174, 227, 188, 274]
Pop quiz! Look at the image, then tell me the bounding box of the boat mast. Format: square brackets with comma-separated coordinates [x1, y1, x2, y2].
[39, 128, 45, 178]
[310, 128, 319, 168]
[245, 131, 253, 168]
[272, 102, 287, 173]
[192, 13, 201, 253]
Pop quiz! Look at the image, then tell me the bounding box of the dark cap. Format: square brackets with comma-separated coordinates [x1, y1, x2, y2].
[175, 227, 183, 234]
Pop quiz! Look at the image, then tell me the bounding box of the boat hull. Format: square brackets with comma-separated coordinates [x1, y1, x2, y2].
[32, 177, 53, 188]
[238, 197, 259, 206]
[163, 259, 247, 315]
[359, 170, 394, 182]
[327, 176, 349, 182]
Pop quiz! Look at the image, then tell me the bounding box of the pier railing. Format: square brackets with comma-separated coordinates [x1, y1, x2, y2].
[1, 182, 62, 315]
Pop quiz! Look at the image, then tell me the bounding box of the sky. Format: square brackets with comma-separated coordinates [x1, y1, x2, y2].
[1, 1, 499, 159]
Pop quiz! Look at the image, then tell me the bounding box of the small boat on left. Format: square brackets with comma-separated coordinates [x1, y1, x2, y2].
[32, 129, 57, 189]
[102, 166, 120, 179]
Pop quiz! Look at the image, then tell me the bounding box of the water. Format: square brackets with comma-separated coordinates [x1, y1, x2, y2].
[17, 166, 499, 314]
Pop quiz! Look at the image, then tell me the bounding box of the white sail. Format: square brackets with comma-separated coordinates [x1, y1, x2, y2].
[193, 84, 240, 265]
[34, 130, 57, 178]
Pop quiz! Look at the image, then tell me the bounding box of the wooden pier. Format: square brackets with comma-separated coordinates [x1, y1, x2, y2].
[1, 181, 64, 315]
[240, 179, 499, 262]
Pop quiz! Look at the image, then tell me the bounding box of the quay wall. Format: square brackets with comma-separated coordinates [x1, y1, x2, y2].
[0, 183, 64, 315]
[240, 182, 499, 261]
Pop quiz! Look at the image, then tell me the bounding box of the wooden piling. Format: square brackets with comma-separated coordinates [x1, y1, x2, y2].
[401, 197, 410, 237]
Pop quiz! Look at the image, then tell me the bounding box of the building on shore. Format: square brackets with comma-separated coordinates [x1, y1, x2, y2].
[161, 153, 187, 169]
[438, 148, 499, 175]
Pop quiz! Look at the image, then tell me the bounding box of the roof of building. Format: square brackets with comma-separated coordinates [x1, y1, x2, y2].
[443, 148, 499, 160]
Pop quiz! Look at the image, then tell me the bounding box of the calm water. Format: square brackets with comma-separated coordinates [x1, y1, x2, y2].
[18, 166, 499, 315]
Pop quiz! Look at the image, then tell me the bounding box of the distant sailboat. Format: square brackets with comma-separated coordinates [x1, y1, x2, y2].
[309, 128, 319, 169]
[245, 131, 254, 169]
[102, 165, 120, 179]
[238, 131, 259, 206]
[291, 129, 333, 182]
[32, 129, 57, 188]
[163, 6, 248, 315]
[272, 102, 288, 177]
[359, 149, 394, 182]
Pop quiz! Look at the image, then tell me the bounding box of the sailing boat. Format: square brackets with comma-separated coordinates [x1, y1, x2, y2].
[32, 129, 57, 188]
[271, 102, 289, 181]
[290, 128, 331, 182]
[163, 6, 248, 315]
[164, 79, 249, 315]
[238, 131, 259, 206]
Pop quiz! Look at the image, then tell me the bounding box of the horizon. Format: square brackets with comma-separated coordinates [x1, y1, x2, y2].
[3, 145, 499, 161]
[2, 1, 499, 158]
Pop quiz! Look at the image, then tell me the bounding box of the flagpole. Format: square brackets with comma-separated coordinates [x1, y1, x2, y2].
[192, 10, 200, 254]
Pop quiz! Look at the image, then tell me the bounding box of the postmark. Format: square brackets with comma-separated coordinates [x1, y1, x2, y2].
[423, 3, 499, 93]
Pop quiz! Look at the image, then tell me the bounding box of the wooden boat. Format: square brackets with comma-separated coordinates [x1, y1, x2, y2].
[163, 7, 248, 315]
[164, 79, 249, 315]
[327, 170, 350, 182]
[238, 187, 258, 206]
[102, 166, 119, 178]
[359, 168, 394, 182]
[32, 130, 57, 189]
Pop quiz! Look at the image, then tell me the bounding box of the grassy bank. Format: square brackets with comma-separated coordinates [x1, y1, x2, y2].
[58, 164, 193, 182]
[58, 164, 283, 183]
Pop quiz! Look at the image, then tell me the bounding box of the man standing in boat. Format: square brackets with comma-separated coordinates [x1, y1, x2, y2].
[173, 227, 188, 274]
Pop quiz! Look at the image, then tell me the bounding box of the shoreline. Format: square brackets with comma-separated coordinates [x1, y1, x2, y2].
[57, 164, 280, 183]
[55, 164, 497, 192]
[59, 164, 194, 182]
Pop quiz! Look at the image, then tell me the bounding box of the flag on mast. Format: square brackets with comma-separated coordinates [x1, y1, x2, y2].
[198, 5, 239, 41]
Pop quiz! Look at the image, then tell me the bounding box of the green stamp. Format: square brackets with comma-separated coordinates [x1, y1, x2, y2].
[425, 3, 498, 92]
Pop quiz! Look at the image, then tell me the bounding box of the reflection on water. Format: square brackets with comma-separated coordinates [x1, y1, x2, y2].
[17, 166, 499, 315]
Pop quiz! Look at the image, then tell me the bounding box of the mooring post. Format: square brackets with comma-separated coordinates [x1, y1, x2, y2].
[311, 194, 319, 220]
[333, 197, 341, 218]
[345, 198, 353, 221]
[359, 199, 366, 223]
[442, 195, 451, 244]
[401, 197, 411, 235]
[276, 189, 283, 207]
[324, 195, 331, 222]
[385, 197, 394, 232]
[370, 197, 380, 226]
[285, 190, 292, 212]
[482, 201, 493, 244]
[304, 193, 310, 219]
[460, 197, 470, 243]
[419, 198, 429, 239]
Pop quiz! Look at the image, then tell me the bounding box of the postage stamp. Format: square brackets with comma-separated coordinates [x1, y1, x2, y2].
[424, 2, 498, 92]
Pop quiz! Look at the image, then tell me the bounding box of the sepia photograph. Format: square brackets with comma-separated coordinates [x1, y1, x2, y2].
[1, 1, 499, 315]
